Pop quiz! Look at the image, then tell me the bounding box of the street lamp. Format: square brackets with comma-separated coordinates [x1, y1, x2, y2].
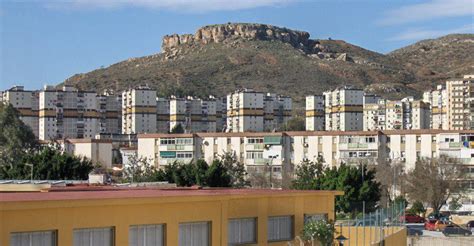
[25, 163, 33, 183]
[267, 154, 279, 189]
[335, 235, 348, 246]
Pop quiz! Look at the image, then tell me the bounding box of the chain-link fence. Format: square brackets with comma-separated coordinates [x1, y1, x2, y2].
[335, 201, 406, 246]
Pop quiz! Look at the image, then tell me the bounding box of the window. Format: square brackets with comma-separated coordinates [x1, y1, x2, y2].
[176, 138, 193, 145]
[176, 152, 193, 159]
[73, 227, 114, 246]
[304, 214, 328, 224]
[10, 230, 57, 246]
[268, 216, 293, 242]
[246, 152, 263, 160]
[401, 136, 406, 143]
[432, 136, 437, 143]
[248, 138, 263, 144]
[129, 224, 164, 246]
[179, 222, 210, 246]
[416, 151, 421, 158]
[416, 136, 421, 143]
[160, 138, 176, 145]
[228, 218, 257, 245]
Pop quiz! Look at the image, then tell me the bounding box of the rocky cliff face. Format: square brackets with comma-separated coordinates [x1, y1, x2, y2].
[162, 23, 319, 53]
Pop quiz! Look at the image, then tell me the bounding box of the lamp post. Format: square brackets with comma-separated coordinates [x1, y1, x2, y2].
[25, 163, 33, 182]
[267, 154, 279, 189]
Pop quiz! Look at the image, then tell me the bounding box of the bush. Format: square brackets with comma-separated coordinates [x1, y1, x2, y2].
[302, 220, 335, 246]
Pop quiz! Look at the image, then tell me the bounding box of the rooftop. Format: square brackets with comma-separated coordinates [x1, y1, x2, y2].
[0, 186, 342, 203]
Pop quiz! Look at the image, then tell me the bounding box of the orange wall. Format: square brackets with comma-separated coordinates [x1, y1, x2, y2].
[1, 191, 340, 246]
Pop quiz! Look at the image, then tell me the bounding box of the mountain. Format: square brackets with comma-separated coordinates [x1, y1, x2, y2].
[389, 34, 474, 91]
[63, 23, 473, 109]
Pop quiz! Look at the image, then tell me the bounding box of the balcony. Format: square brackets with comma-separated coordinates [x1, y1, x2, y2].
[245, 143, 264, 151]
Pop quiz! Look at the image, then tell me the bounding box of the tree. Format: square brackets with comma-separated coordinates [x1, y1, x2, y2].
[301, 219, 335, 246]
[0, 145, 95, 180]
[393, 196, 408, 208]
[170, 124, 185, 134]
[123, 154, 158, 183]
[218, 152, 249, 188]
[280, 116, 305, 131]
[375, 159, 405, 205]
[292, 161, 381, 214]
[404, 156, 466, 214]
[0, 104, 38, 168]
[408, 201, 426, 215]
[206, 160, 231, 187]
[291, 157, 324, 190]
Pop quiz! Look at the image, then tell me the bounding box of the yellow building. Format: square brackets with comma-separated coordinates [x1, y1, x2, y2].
[0, 187, 342, 246]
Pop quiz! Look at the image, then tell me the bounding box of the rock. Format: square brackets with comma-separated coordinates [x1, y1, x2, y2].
[161, 23, 312, 51]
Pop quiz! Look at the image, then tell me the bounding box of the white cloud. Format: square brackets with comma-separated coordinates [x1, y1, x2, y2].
[45, 0, 295, 12]
[379, 0, 473, 26]
[388, 24, 473, 41]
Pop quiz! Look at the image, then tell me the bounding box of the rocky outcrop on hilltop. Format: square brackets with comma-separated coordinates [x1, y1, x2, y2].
[162, 23, 317, 52]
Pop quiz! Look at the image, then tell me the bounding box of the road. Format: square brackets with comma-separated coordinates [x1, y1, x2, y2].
[406, 223, 445, 237]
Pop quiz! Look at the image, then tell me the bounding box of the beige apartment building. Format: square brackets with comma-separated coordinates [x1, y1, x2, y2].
[305, 95, 325, 131]
[446, 75, 474, 130]
[226, 89, 292, 132]
[363, 97, 430, 131]
[323, 87, 364, 131]
[169, 96, 217, 133]
[423, 84, 448, 129]
[39, 85, 98, 140]
[122, 86, 158, 134]
[137, 129, 474, 174]
[1, 86, 39, 137]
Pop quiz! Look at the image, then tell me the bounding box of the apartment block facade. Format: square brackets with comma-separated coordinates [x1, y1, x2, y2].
[364, 98, 430, 131]
[323, 87, 364, 131]
[1, 86, 39, 137]
[122, 86, 158, 134]
[446, 75, 474, 130]
[305, 95, 325, 131]
[423, 84, 448, 130]
[226, 89, 291, 132]
[169, 96, 217, 133]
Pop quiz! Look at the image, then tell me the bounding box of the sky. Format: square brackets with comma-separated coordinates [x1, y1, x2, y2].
[0, 0, 473, 90]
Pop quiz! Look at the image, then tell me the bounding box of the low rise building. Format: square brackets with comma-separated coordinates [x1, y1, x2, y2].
[0, 187, 341, 246]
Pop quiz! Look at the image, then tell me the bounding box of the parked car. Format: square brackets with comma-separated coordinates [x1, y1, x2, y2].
[401, 214, 425, 223]
[427, 212, 449, 222]
[467, 220, 474, 229]
[443, 224, 472, 236]
[424, 219, 448, 231]
[407, 228, 423, 236]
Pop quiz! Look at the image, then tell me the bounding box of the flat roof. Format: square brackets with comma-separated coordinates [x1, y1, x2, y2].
[0, 187, 343, 203]
[138, 129, 474, 139]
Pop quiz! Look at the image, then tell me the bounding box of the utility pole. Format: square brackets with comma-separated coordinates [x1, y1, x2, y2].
[25, 163, 33, 182]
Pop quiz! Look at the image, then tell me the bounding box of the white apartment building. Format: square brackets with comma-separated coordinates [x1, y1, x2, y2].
[423, 85, 448, 130]
[446, 75, 474, 130]
[364, 98, 430, 131]
[324, 87, 364, 131]
[137, 129, 474, 177]
[98, 90, 122, 135]
[137, 129, 474, 210]
[169, 96, 217, 133]
[1, 86, 39, 137]
[121, 86, 157, 134]
[305, 95, 325, 131]
[156, 98, 170, 133]
[264, 93, 292, 131]
[39, 85, 100, 140]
